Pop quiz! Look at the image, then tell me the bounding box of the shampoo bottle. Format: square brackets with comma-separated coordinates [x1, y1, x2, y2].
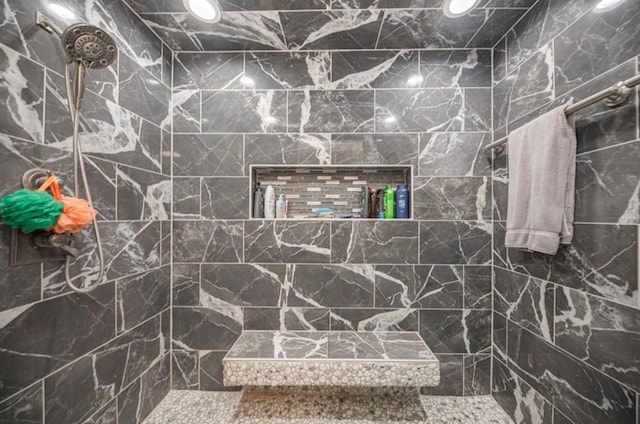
[253, 182, 263, 218]
[383, 185, 394, 219]
[395, 184, 409, 219]
[276, 195, 286, 219]
[264, 185, 276, 218]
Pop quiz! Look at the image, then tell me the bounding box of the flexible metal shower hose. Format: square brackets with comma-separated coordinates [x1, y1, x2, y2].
[62, 61, 105, 293]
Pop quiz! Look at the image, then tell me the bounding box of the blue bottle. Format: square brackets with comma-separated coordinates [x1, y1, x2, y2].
[395, 184, 409, 219]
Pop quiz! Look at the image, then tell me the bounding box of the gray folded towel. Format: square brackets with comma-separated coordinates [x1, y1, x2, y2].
[505, 104, 577, 255]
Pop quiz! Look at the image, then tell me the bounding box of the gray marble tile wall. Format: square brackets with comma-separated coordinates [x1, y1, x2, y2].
[491, 1, 640, 423]
[171, 44, 494, 395]
[0, 1, 171, 423]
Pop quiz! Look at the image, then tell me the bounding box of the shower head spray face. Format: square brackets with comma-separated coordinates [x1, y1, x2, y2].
[62, 24, 117, 69]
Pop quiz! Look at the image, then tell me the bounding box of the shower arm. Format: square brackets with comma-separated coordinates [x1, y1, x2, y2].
[36, 11, 63, 38]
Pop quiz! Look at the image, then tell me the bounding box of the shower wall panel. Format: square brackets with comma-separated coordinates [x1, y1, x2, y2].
[491, 1, 640, 423]
[0, 1, 171, 423]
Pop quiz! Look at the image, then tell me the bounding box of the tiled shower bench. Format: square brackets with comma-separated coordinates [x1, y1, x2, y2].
[223, 331, 440, 387]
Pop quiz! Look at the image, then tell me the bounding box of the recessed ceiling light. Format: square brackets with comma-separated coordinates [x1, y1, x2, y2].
[443, 0, 481, 18]
[594, 0, 625, 12]
[384, 116, 397, 124]
[407, 75, 423, 87]
[184, 0, 222, 23]
[241, 76, 256, 87]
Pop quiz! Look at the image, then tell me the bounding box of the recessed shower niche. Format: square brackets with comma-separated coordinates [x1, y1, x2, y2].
[251, 165, 413, 219]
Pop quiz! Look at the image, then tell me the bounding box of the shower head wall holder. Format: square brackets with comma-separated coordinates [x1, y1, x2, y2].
[36, 11, 63, 38]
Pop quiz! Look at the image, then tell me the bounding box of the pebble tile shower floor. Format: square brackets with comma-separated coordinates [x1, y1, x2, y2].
[142, 390, 514, 423]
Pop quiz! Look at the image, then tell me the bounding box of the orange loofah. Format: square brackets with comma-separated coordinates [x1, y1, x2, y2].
[39, 175, 96, 234]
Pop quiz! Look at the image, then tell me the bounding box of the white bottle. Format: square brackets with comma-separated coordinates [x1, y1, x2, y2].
[264, 185, 276, 219]
[276, 195, 286, 219]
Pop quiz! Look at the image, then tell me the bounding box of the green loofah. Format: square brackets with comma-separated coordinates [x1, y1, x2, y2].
[0, 189, 64, 233]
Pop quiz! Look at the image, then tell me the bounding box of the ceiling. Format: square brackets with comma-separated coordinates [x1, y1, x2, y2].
[123, 0, 537, 51]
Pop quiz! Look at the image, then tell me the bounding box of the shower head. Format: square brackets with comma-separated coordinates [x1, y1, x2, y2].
[62, 24, 117, 69]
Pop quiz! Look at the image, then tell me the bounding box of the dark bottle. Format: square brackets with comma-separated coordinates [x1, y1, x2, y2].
[253, 182, 263, 218]
[375, 188, 384, 219]
[360, 186, 370, 218]
[369, 188, 378, 217]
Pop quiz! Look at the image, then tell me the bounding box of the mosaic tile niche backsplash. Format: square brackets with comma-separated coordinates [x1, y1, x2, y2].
[171, 41, 494, 395]
[0, 1, 172, 423]
[491, 1, 640, 424]
[252, 166, 411, 218]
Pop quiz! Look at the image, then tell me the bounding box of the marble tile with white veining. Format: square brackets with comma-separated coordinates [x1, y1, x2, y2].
[116, 166, 171, 220]
[327, 331, 436, 360]
[245, 51, 331, 89]
[492, 359, 553, 424]
[420, 221, 492, 265]
[419, 50, 491, 88]
[172, 264, 200, 307]
[331, 221, 418, 264]
[281, 10, 383, 50]
[173, 133, 244, 177]
[244, 220, 331, 264]
[201, 90, 287, 133]
[374, 265, 463, 308]
[200, 263, 286, 308]
[173, 221, 243, 263]
[331, 50, 419, 89]
[376, 9, 485, 49]
[245, 133, 331, 166]
[419, 309, 491, 354]
[173, 52, 244, 90]
[420, 354, 463, 396]
[243, 307, 331, 331]
[494, 267, 554, 342]
[0, 383, 42, 424]
[331, 133, 418, 167]
[116, 354, 170, 424]
[118, 53, 169, 128]
[201, 351, 241, 392]
[413, 176, 491, 221]
[507, 321, 635, 424]
[466, 8, 528, 49]
[226, 331, 328, 359]
[43, 221, 161, 296]
[463, 353, 491, 396]
[172, 177, 201, 219]
[330, 308, 418, 331]
[555, 286, 640, 392]
[493, 43, 554, 129]
[419, 132, 492, 177]
[172, 90, 201, 133]
[0, 44, 44, 143]
[553, 0, 640, 96]
[575, 141, 640, 224]
[172, 306, 243, 351]
[172, 350, 199, 390]
[201, 177, 250, 220]
[375, 89, 463, 133]
[43, 315, 164, 424]
[288, 90, 374, 133]
[116, 266, 170, 333]
[0, 283, 115, 399]
[286, 264, 375, 308]
[506, 0, 599, 72]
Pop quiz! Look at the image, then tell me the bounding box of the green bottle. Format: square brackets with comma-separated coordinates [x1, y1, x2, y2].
[383, 185, 395, 219]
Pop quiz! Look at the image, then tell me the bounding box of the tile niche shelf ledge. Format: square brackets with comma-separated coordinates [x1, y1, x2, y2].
[251, 165, 413, 220]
